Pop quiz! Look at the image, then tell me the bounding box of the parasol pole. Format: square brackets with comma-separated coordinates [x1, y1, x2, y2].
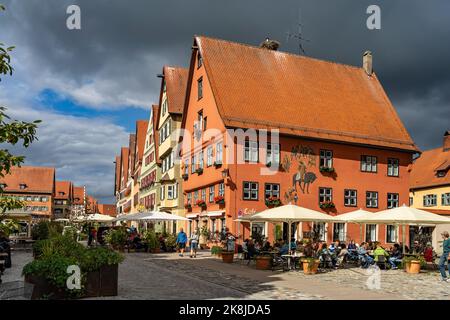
[402, 224, 406, 253]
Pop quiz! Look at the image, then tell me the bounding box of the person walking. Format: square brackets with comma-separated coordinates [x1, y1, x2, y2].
[439, 231, 450, 281]
[176, 228, 188, 257]
[190, 228, 199, 258]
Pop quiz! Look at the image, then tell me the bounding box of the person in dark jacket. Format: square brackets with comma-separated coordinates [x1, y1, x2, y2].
[439, 231, 450, 281]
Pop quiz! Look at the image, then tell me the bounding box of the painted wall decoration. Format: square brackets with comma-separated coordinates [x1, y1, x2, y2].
[281, 144, 317, 195]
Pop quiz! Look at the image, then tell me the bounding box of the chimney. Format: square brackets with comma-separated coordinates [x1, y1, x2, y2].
[260, 38, 280, 51]
[444, 131, 450, 152]
[363, 50, 373, 76]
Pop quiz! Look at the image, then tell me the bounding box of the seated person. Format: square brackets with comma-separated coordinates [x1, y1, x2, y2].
[247, 239, 258, 259]
[289, 238, 297, 251]
[373, 242, 397, 269]
[347, 240, 357, 250]
[412, 240, 424, 255]
[357, 242, 374, 268]
[389, 243, 403, 266]
[278, 240, 289, 255]
[423, 242, 435, 263]
[133, 233, 148, 251]
[336, 243, 348, 267]
[329, 240, 340, 254]
[261, 240, 271, 252]
[318, 243, 336, 267]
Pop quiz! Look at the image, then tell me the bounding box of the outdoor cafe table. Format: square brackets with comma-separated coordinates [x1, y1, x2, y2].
[282, 252, 305, 270]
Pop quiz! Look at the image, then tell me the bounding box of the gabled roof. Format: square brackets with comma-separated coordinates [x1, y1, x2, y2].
[410, 146, 450, 189]
[152, 104, 161, 164]
[114, 155, 121, 195]
[120, 147, 130, 189]
[186, 36, 418, 152]
[55, 181, 73, 200]
[127, 134, 136, 178]
[163, 66, 189, 115]
[0, 166, 55, 194]
[73, 186, 85, 205]
[134, 120, 149, 172]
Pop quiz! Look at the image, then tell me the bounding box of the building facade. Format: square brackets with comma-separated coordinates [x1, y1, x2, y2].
[0, 166, 55, 236]
[180, 36, 418, 246]
[410, 131, 450, 253]
[53, 181, 74, 219]
[156, 66, 188, 234]
[130, 120, 149, 214]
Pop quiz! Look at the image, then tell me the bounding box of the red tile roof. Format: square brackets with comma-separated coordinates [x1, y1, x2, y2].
[191, 36, 418, 152]
[114, 155, 121, 195]
[410, 146, 450, 189]
[120, 147, 130, 189]
[55, 181, 73, 200]
[163, 66, 189, 115]
[134, 120, 149, 172]
[0, 166, 55, 194]
[152, 104, 160, 165]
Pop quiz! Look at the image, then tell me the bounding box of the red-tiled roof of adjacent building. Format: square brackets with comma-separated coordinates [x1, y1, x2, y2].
[0, 166, 55, 194]
[114, 155, 121, 195]
[127, 134, 136, 179]
[152, 104, 161, 165]
[73, 186, 85, 205]
[189, 36, 418, 152]
[410, 145, 450, 190]
[163, 66, 189, 115]
[55, 181, 73, 200]
[134, 120, 149, 172]
[98, 204, 116, 217]
[120, 147, 130, 189]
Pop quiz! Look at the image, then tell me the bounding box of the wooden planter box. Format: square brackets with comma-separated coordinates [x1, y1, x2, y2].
[405, 261, 421, 274]
[26, 264, 119, 299]
[302, 259, 320, 275]
[221, 251, 234, 263]
[255, 256, 272, 270]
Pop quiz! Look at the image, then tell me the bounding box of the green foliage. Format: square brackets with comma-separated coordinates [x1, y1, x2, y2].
[142, 230, 159, 249]
[103, 228, 128, 248]
[31, 221, 63, 240]
[274, 224, 282, 241]
[33, 234, 84, 259]
[0, 218, 19, 236]
[62, 226, 78, 241]
[165, 234, 176, 248]
[0, 6, 41, 220]
[210, 245, 223, 255]
[200, 225, 210, 237]
[402, 255, 427, 268]
[79, 247, 124, 272]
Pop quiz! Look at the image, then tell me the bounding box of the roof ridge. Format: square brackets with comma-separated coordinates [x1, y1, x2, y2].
[195, 35, 366, 72]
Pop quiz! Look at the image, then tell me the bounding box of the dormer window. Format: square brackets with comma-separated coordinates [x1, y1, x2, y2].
[437, 170, 447, 178]
[0, 183, 6, 189]
[19, 184, 27, 190]
[59, 192, 65, 196]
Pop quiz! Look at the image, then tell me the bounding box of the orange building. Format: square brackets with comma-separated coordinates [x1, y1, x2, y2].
[0, 166, 55, 236]
[53, 181, 74, 219]
[98, 204, 117, 217]
[180, 36, 419, 246]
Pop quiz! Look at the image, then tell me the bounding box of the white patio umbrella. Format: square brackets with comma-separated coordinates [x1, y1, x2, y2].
[335, 209, 372, 243]
[353, 204, 450, 252]
[76, 213, 115, 223]
[248, 204, 335, 253]
[138, 211, 190, 221]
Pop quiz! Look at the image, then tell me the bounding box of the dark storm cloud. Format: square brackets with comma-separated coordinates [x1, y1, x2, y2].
[1, 0, 449, 200]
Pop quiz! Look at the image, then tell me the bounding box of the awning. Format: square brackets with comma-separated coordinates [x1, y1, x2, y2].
[186, 213, 199, 219]
[207, 211, 225, 217]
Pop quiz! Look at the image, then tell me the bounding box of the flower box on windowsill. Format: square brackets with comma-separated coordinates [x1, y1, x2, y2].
[213, 161, 222, 168]
[184, 204, 192, 210]
[265, 197, 282, 208]
[319, 166, 335, 173]
[182, 173, 189, 180]
[319, 201, 335, 209]
[196, 168, 203, 175]
[196, 200, 206, 208]
[214, 196, 225, 205]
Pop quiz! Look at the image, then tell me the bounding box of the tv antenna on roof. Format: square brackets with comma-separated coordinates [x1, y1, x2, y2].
[286, 8, 310, 55]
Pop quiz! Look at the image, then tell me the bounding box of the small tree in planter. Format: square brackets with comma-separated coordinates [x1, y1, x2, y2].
[402, 255, 425, 274]
[165, 234, 177, 252]
[210, 245, 223, 258]
[103, 228, 128, 251]
[143, 230, 159, 253]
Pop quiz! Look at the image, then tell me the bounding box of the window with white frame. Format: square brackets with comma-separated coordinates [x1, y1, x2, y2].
[198, 77, 203, 100]
[201, 188, 206, 201]
[344, 189, 357, 207]
[365, 225, 377, 242]
[387, 158, 399, 177]
[361, 155, 377, 173]
[191, 155, 196, 173]
[167, 185, 174, 200]
[209, 186, 215, 203]
[218, 183, 225, 197]
[244, 140, 258, 162]
[442, 193, 450, 206]
[160, 186, 165, 200]
[243, 182, 258, 200]
[387, 193, 399, 208]
[314, 222, 326, 241]
[333, 223, 346, 242]
[266, 143, 280, 165]
[264, 183, 280, 199]
[174, 183, 178, 199]
[366, 191, 378, 208]
[184, 159, 189, 175]
[216, 142, 223, 164]
[386, 225, 397, 243]
[197, 53, 202, 68]
[320, 150, 333, 168]
[187, 193, 192, 205]
[199, 151, 204, 169]
[207, 146, 213, 167]
[423, 194, 437, 207]
[194, 190, 199, 203]
[161, 98, 167, 116]
[319, 187, 332, 203]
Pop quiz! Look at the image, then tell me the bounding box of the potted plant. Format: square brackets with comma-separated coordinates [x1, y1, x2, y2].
[213, 160, 222, 168]
[210, 245, 223, 257]
[319, 201, 335, 209]
[319, 166, 335, 173]
[403, 255, 425, 274]
[255, 253, 272, 270]
[300, 257, 320, 274]
[196, 168, 203, 175]
[196, 199, 206, 208]
[199, 226, 210, 248]
[103, 228, 128, 251]
[214, 195, 225, 205]
[182, 173, 189, 180]
[265, 196, 282, 208]
[221, 249, 234, 263]
[143, 230, 160, 253]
